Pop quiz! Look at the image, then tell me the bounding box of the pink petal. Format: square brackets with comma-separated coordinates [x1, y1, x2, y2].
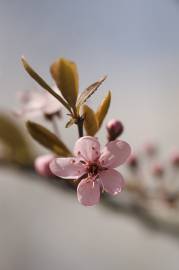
[99, 140, 131, 168]
[74, 136, 100, 162]
[77, 178, 100, 206]
[15, 91, 46, 118]
[50, 157, 86, 179]
[35, 154, 55, 177]
[19, 90, 46, 109]
[99, 169, 124, 195]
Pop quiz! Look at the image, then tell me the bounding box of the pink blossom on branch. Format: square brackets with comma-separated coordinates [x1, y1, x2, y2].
[14, 87, 61, 118]
[50, 136, 131, 206]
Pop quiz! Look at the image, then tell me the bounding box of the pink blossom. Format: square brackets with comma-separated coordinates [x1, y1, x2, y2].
[50, 136, 131, 206]
[14, 87, 61, 118]
[35, 154, 55, 177]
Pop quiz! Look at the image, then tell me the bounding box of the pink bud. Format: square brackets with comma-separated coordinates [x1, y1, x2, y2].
[165, 193, 178, 207]
[127, 153, 138, 169]
[171, 152, 179, 167]
[106, 119, 124, 141]
[143, 142, 157, 157]
[34, 154, 55, 177]
[152, 163, 164, 177]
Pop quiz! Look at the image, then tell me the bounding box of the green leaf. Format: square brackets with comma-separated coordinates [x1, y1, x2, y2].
[50, 58, 78, 109]
[96, 91, 111, 128]
[83, 105, 99, 136]
[26, 121, 71, 156]
[76, 75, 107, 110]
[21, 57, 71, 112]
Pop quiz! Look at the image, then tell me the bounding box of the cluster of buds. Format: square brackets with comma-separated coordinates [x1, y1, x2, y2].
[125, 143, 179, 210]
[0, 53, 177, 230]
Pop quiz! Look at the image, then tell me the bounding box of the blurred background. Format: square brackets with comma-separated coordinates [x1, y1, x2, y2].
[1, 0, 179, 269]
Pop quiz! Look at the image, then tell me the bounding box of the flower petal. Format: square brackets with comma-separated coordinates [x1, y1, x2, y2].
[99, 140, 131, 168]
[50, 157, 86, 179]
[15, 90, 46, 118]
[99, 169, 124, 195]
[19, 90, 46, 110]
[77, 178, 100, 206]
[74, 136, 100, 162]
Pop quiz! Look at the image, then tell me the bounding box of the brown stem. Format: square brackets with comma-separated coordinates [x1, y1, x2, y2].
[76, 117, 84, 138]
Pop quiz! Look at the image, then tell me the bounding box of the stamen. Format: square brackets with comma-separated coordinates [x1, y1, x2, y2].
[80, 160, 86, 164]
[99, 178, 105, 192]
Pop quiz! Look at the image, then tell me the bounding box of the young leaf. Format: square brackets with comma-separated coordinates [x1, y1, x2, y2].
[50, 58, 78, 109]
[76, 75, 107, 110]
[65, 117, 76, 128]
[83, 105, 98, 136]
[96, 91, 111, 128]
[26, 121, 71, 156]
[21, 57, 71, 112]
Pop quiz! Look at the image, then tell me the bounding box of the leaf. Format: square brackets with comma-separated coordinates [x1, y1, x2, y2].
[96, 91, 111, 128]
[65, 117, 76, 128]
[76, 75, 107, 109]
[26, 121, 71, 156]
[83, 105, 99, 136]
[50, 58, 78, 109]
[0, 114, 34, 165]
[21, 57, 71, 112]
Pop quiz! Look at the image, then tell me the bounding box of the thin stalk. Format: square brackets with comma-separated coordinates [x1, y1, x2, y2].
[76, 117, 84, 138]
[72, 107, 84, 138]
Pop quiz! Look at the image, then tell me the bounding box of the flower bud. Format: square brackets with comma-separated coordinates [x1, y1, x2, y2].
[127, 154, 138, 169]
[34, 154, 55, 177]
[152, 163, 164, 178]
[106, 119, 124, 141]
[170, 152, 179, 167]
[143, 142, 157, 157]
[165, 192, 178, 207]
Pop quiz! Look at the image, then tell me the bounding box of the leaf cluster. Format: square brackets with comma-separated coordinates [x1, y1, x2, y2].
[22, 57, 111, 153]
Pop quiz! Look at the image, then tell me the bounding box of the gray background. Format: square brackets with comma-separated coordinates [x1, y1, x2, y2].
[1, 167, 179, 270]
[1, 0, 179, 269]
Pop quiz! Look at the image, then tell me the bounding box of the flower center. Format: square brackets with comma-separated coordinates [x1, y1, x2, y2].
[88, 163, 99, 176]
